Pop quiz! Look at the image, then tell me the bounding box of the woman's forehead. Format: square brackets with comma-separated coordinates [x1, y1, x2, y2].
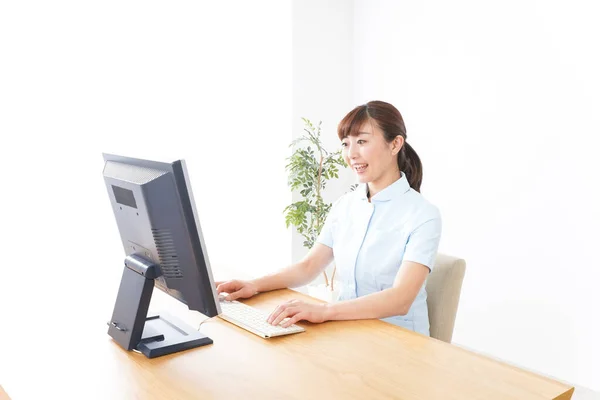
[346, 120, 380, 137]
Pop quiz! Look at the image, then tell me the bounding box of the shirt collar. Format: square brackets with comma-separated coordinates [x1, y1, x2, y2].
[357, 172, 411, 202]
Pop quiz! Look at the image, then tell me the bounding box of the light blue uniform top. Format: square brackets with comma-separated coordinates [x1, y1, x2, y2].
[317, 172, 442, 336]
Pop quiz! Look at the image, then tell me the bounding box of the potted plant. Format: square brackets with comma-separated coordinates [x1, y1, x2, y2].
[283, 118, 349, 302]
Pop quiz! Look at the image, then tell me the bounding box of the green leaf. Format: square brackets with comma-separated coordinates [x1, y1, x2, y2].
[285, 117, 347, 248]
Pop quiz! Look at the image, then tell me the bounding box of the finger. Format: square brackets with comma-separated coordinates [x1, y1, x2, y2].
[216, 281, 231, 293]
[272, 307, 299, 326]
[282, 313, 304, 328]
[217, 280, 239, 294]
[267, 303, 290, 324]
[273, 299, 298, 311]
[226, 290, 244, 301]
[274, 308, 301, 327]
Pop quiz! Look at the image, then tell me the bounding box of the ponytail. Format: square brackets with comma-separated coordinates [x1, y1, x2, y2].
[398, 142, 423, 193]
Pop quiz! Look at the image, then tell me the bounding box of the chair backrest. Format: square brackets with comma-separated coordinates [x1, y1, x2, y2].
[426, 253, 466, 343]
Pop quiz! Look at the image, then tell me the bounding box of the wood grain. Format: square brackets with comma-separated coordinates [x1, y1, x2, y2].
[2, 284, 574, 399]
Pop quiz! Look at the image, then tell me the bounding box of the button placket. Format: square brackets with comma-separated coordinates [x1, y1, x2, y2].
[350, 202, 375, 298]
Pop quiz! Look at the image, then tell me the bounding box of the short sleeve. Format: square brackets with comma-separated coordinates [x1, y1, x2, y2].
[316, 199, 341, 248]
[402, 211, 442, 271]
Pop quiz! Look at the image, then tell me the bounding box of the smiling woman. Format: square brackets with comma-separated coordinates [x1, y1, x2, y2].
[217, 100, 442, 337]
[338, 100, 423, 196]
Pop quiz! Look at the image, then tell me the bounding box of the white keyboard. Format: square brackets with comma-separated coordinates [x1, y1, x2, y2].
[217, 299, 305, 338]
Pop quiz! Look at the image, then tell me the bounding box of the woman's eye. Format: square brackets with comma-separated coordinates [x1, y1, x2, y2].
[341, 142, 348, 147]
[357, 140, 366, 144]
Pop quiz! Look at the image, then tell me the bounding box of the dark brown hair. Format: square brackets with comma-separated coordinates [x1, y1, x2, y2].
[337, 100, 423, 192]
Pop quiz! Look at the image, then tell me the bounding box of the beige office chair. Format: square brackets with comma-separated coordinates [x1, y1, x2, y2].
[426, 253, 466, 343]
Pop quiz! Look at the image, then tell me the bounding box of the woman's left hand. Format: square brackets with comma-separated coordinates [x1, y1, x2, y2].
[267, 299, 330, 328]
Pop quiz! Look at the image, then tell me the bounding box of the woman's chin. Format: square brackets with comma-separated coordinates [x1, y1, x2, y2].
[356, 173, 369, 183]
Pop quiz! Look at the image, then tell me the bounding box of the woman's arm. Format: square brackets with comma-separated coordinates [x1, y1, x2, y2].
[269, 260, 430, 327]
[217, 243, 334, 300]
[251, 243, 334, 292]
[325, 261, 430, 320]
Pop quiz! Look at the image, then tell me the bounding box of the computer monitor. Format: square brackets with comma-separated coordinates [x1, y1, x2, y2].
[102, 153, 222, 358]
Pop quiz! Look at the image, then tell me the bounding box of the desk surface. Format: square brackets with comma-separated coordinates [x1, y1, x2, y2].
[1, 284, 574, 400]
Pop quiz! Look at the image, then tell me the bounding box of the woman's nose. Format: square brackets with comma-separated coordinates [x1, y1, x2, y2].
[348, 143, 358, 158]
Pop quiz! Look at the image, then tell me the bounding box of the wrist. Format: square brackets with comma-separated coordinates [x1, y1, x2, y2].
[323, 303, 336, 321]
[249, 278, 262, 293]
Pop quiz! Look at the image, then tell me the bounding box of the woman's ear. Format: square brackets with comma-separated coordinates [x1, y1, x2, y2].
[392, 136, 405, 156]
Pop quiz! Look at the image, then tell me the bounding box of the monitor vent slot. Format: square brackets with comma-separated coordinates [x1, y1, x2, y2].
[152, 228, 183, 279]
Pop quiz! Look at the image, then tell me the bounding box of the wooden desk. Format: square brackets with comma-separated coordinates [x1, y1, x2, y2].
[1, 288, 573, 399]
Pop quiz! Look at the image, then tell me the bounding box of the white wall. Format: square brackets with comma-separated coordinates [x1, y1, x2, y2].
[353, 0, 599, 390]
[292, 0, 356, 273]
[0, 0, 292, 271]
[0, 0, 291, 380]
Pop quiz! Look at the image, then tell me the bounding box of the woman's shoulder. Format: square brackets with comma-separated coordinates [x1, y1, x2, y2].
[330, 190, 357, 211]
[333, 184, 365, 203]
[404, 189, 441, 221]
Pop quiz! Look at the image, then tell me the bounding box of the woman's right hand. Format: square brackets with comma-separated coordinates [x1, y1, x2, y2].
[215, 279, 259, 301]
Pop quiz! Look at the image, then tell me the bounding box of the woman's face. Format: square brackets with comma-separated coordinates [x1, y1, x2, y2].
[341, 120, 403, 185]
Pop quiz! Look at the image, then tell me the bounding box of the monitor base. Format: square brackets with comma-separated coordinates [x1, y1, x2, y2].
[137, 313, 213, 358]
[107, 255, 213, 358]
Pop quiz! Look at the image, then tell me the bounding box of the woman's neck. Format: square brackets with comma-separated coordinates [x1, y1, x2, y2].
[367, 169, 402, 200]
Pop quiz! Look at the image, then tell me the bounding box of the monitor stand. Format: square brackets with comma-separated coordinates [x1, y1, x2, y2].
[107, 254, 213, 358]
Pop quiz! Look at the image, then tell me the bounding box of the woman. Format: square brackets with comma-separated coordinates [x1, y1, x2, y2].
[216, 100, 441, 336]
